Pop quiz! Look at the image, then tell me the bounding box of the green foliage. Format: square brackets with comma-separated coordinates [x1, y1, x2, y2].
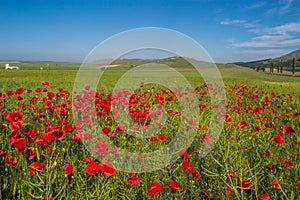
[292, 57, 296, 75]
[280, 59, 283, 73]
[0, 62, 300, 199]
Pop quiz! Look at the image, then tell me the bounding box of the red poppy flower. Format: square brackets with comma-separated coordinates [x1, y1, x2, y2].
[283, 124, 295, 136]
[238, 177, 252, 189]
[186, 166, 194, 173]
[296, 180, 300, 188]
[147, 182, 162, 196]
[101, 127, 111, 135]
[225, 114, 232, 123]
[12, 137, 27, 151]
[42, 196, 54, 200]
[201, 133, 213, 142]
[86, 161, 103, 175]
[258, 194, 270, 200]
[285, 160, 293, 167]
[202, 188, 209, 196]
[158, 134, 167, 142]
[179, 148, 189, 159]
[44, 132, 55, 141]
[29, 162, 45, 175]
[47, 92, 55, 99]
[226, 169, 236, 179]
[64, 162, 73, 175]
[267, 164, 274, 170]
[103, 161, 116, 177]
[0, 149, 7, 157]
[168, 179, 179, 190]
[9, 121, 23, 131]
[5, 156, 17, 164]
[6, 111, 23, 122]
[225, 185, 232, 195]
[271, 179, 281, 189]
[63, 124, 75, 133]
[111, 148, 118, 154]
[72, 132, 82, 141]
[26, 147, 37, 160]
[94, 138, 109, 149]
[149, 135, 157, 142]
[138, 154, 143, 160]
[127, 172, 140, 185]
[83, 157, 94, 164]
[274, 135, 284, 144]
[35, 88, 42, 92]
[15, 88, 24, 95]
[193, 171, 200, 180]
[255, 124, 262, 131]
[182, 159, 191, 169]
[236, 120, 248, 128]
[35, 136, 50, 149]
[41, 81, 51, 87]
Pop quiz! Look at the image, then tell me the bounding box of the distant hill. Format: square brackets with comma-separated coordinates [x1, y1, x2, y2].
[233, 49, 300, 68]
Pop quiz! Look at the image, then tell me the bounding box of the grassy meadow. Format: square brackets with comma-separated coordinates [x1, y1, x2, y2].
[0, 60, 300, 199]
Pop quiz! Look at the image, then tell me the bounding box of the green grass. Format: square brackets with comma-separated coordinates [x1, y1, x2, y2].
[0, 61, 300, 199]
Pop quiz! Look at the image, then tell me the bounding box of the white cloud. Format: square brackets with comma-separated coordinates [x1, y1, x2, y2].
[236, 49, 291, 56]
[267, 0, 294, 14]
[225, 38, 236, 43]
[244, 1, 266, 10]
[220, 18, 258, 29]
[220, 18, 247, 25]
[253, 33, 291, 41]
[233, 48, 294, 61]
[231, 22, 300, 48]
[272, 22, 300, 33]
[233, 41, 275, 48]
[232, 38, 300, 48]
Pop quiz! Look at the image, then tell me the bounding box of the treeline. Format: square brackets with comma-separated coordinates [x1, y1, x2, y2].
[255, 57, 298, 75]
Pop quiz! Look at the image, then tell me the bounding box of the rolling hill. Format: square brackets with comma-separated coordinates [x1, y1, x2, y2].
[233, 49, 300, 69]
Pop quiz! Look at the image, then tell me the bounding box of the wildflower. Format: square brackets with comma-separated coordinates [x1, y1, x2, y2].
[86, 161, 103, 175]
[41, 81, 51, 87]
[127, 172, 140, 185]
[64, 162, 73, 175]
[5, 156, 17, 164]
[168, 179, 179, 190]
[274, 135, 284, 144]
[29, 162, 45, 175]
[258, 194, 270, 200]
[226, 169, 236, 179]
[238, 177, 252, 189]
[202, 188, 209, 196]
[148, 182, 162, 196]
[201, 133, 213, 142]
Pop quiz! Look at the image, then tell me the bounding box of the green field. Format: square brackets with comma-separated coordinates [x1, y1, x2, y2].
[0, 60, 300, 199]
[1, 61, 300, 96]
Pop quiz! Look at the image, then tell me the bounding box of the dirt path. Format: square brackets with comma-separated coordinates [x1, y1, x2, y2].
[265, 68, 300, 76]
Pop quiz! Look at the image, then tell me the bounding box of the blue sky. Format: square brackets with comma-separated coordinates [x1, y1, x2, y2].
[1, 0, 300, 63]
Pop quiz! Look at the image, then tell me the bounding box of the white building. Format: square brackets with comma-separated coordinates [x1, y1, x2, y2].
[5, 64, 19, 70]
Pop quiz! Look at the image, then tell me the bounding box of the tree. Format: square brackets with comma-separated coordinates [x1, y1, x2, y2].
[292, 57, 296, 75]
[270, 61, 274, 73]
[280, 59, 283, 73]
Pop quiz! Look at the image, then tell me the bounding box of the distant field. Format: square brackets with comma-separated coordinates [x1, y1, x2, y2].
[1, 60, 300, 93]
[1, 61, 300, 109]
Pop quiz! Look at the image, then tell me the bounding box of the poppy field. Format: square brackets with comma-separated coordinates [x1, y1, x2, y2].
[0, 65, 300, 199]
